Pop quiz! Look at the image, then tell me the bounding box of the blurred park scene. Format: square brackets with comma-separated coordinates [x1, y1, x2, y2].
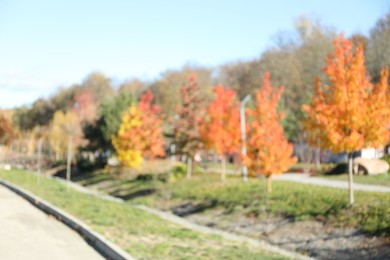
[0, 1, 389, 259]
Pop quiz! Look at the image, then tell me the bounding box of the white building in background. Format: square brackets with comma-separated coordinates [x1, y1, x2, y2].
[361, 147, 384, 159]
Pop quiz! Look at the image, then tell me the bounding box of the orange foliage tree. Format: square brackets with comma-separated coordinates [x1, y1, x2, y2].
[201, 84, 241, 181]
[303, 35, 390, 204]
[244, 72, 297, 192]
[113, 90, 165, 168]
[138, 90, 166, 160]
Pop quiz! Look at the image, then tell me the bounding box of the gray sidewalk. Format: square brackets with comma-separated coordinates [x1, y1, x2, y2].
[0, 185, 104, 260]
[274, 173, 390, 193]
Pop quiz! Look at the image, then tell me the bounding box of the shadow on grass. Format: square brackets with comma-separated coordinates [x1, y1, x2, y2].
[324, 163, 348, 175]
[53, 169, 113, 187]
[110, 188, 156, 200]
[171, 200, 218, 217]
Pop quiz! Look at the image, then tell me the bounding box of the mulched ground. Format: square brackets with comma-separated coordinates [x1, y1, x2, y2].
[172, 203, 390, 260]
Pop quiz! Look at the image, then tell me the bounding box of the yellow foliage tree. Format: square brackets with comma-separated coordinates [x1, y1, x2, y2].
[49, 111, 84, 159]
[49, 111, 68, 160]
[112, 91, 165, 168]
[112, 105, 144, 168]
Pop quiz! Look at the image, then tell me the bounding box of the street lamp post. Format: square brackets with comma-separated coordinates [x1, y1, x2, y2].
[240, 95, 251, 182]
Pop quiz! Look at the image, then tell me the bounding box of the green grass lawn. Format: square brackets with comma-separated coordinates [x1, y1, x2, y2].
[71, 170, 390, 237]
[317, 173, 390, 187]
[0, 169, 287, 260]
[199, 161, 238, 171]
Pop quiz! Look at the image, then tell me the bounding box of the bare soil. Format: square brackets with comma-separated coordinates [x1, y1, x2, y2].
[167, 201, 390, 260]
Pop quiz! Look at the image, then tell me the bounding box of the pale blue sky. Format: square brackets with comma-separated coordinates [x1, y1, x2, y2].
[0, 0, 388, 108]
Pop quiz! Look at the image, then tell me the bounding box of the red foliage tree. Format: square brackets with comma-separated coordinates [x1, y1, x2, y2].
[73, 89, 97, 124]
[172, 74, 206, 178]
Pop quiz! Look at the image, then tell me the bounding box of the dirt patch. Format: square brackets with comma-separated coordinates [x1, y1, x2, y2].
[177, 205, 390, 260]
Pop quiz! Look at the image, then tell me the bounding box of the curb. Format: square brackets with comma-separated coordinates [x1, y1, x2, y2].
[53, 177, 314, 260]
[0, 179, 135, 260]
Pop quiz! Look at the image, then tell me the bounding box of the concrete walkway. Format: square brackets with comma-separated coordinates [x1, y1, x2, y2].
[0, 185, 104, 260]
[274, 173, 390, 193]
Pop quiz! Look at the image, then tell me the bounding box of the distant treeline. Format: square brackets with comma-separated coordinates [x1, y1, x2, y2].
[7, 13, 390, 150]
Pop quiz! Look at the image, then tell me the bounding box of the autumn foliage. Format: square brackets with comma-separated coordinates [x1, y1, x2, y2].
[49, 110, 84, 159]
[113, 90, 165, 168]
[244, 72, 297, 192]
[201, 84, 241, 180]
[112, 105, 144, 167]
[303, 35, 390, 204]
[0, 110, 14, 145]
[303, 36, 390, 153]
[73, 89, 97, 124]
[172, 74, 206, 177]
[137, 90, 166, 159]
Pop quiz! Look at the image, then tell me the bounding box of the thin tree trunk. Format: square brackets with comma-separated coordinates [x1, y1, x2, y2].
[348, 152, 354, 204]
[267, 176, 272, 193]
[66, 136, 72, 191]
[315, 148, 321, 171]
[37, 138, 42, 184]
[0, 145, 4, 167]
[56, 142, 60, 161]
[221, 156, 226, 182]
[48, 140, 52, 159]
[186, 156, 192, 179]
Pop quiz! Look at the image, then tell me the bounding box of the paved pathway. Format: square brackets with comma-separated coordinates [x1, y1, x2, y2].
[0, 185, 104, 260]
[274, 173, 390, 193]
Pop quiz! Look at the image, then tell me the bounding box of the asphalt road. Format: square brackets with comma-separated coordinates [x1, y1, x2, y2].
[0, 185, 104, 260]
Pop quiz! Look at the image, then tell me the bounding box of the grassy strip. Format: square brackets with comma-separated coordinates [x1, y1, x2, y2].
[317, 173, 390, 187]
[74, 170, 390, 236]
[0, 169, 287, 260]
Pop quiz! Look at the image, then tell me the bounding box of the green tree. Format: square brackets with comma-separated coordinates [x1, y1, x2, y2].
[85, 91, 134, 152]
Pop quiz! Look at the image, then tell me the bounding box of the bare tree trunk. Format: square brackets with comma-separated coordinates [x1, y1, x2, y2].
[315, 147, 321, 171]
[348, 152, 354, 204]
[267, 176, 272, 193]
[56, 142, 60, 161]
[221, 156, 226, 182]
[47, 140, 52, 159]
[37, 138, 42, 184]
[204, 151, 209, 173]
[66, 136, 72, 191]
[186, 156, 192, 179]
